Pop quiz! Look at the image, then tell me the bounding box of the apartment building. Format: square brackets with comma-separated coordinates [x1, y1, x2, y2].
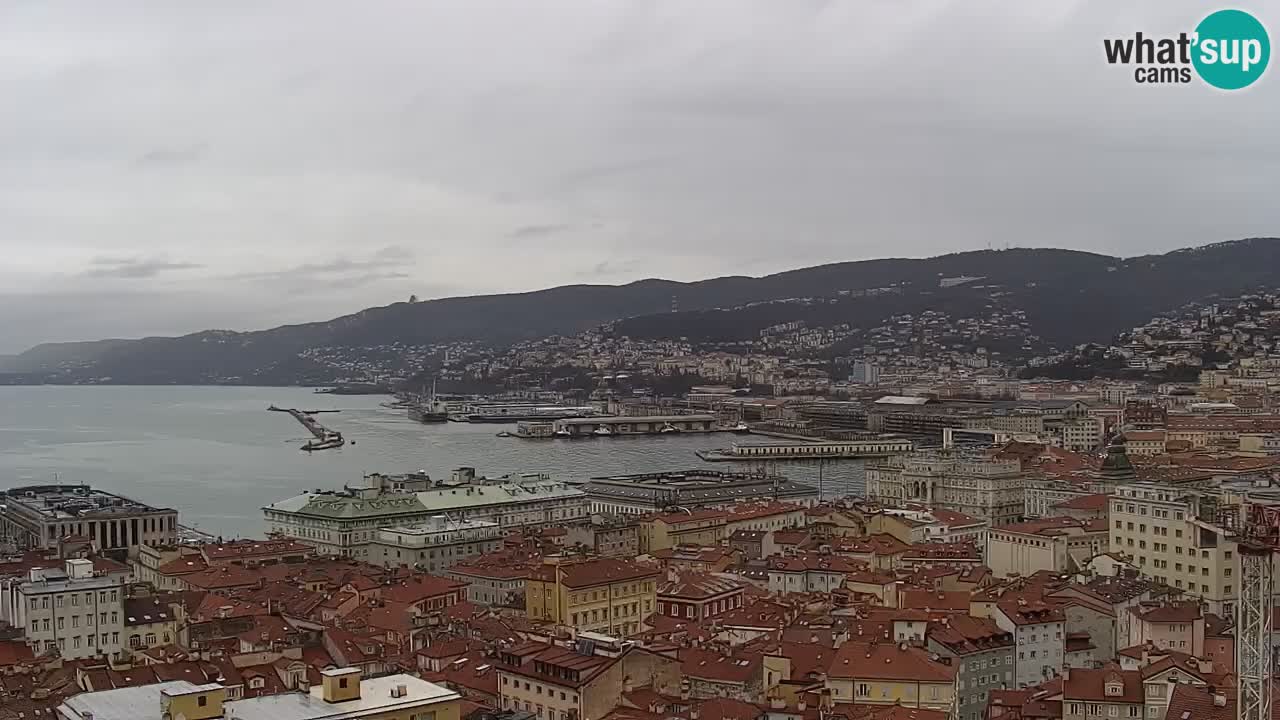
[0, 559, 125, 661]
[1061, 417, 1105, 453]
[525, 558, 658, 636]
[992, 601, 1065, 688]
[1123, 603, 1205, 656]
[638, 510, 728, 553]
[657, 572, 746, 622]
[928, 615, 1015, 720]
[1122, 432, 1167, 457]
[1061, 668, 1144, 720]
[986, 517, 1109, 578]
[497, 638, 680, 720]
[825, 641, 957, 711]
[367, 517, 503, 572]
[1109, 483, 1242, 615]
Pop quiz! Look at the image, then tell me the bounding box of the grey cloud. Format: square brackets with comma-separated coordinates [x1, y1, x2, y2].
[83, 257, 204, 279]
[2, 1, 1278, 350]
[509, 223, 576, 239]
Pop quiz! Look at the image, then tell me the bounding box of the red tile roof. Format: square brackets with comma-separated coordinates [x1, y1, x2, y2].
[680, 647, 761, 684]
[1062, 667, 1142, 703]
[531, 558, 660, 588]
[829, 642, 957, 683]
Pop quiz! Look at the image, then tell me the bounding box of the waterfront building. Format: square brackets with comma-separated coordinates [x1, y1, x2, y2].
[866, 452, 1026, 525]
[583, 470, 818, 515]
[57, 668, 460, 720]
[368, 517, 504, 571]
[264, 472, 587, 558]
[0, 559, 126, 661]
[0, 484, 178, 556]
[525, 557, 659, 636]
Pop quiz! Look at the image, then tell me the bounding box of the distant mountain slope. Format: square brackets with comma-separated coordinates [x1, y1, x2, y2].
[6, 239, 1280, 384]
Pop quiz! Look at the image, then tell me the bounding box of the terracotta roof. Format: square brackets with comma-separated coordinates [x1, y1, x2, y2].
[900, 590, 971, 613]
[1132, 603, 1202, 623]
[681, 647, 761, 684]
[200, 539, 313, 561]
[996, 600, 1066, 625]
[531, 558, 660, 588]
[0, 640, 35, 667]
[382, 575, 469, 604]
[829, 641, 957, 683]
[650, 509, 729, 525]
[1164, 682, 1234, 720]
[927, 509, 987, 528]
[1062, 667, 1143, 703]
[660, 572, 747, 600]
[927, 615, 1012, 654]
[182, 564, 261, 590]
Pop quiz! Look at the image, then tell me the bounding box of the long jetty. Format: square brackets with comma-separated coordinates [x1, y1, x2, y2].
[268, 405, 345, 451]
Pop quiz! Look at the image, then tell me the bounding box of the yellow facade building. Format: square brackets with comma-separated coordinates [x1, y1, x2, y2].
[526, 558, 659, 636]
[639, 510, 728, 553]
[825, 642, 957, 712]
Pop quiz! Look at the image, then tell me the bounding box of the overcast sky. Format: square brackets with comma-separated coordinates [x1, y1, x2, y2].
[2, 1, 1278, 352]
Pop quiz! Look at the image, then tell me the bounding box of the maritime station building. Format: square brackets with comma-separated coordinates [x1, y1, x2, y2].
[582, 470, 819, 515]
[0, 484, 178, 557]
[263, 471, 588, 558]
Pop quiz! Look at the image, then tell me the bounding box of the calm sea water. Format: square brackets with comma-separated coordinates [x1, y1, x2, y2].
[0, 386, 864, 539]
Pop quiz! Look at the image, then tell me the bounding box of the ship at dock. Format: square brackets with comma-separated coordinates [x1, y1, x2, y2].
[450, 402, 596, 423]
[405, 379, 451, 423]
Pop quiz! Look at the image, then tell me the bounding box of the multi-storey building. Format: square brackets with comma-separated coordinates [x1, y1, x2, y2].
[986, 517, 1109, 578]
[0, 484, 177, 556]
[446, 562, 529, 608]
[264, 472, 587, 558]
[1023, 479, 1100, 518]
[867, 452, 1026, 525]
[638, 510, 727, 553]
[1061, 668, 1144, 720]
[496, 638, 679, 720]
[928, 615, 1015, 720]
[367, 517, 503, 571]
[1109, 482, 1248, 615]
[992, 601, 1065, 688]
[563, 518, 639, 557]
[1061, 417, 1104, 453]
[657, 572, 746, 622]
[525, 558, 658, 636]
[584, 470, 817, 515]
[825, 641, 957, 711]
[0, 559, 126, 661]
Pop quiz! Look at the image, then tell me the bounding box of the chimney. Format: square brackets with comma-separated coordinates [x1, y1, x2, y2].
[798, 699, 807, 712]
[1213, 693, 1227, 707]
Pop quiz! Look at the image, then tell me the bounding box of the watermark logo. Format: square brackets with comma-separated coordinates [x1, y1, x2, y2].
[1104, 9, 1270, 89]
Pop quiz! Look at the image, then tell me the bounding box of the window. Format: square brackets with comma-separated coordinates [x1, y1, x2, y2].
[198, 697, 208, 708]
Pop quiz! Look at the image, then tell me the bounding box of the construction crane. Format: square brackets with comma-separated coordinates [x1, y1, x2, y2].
[1235, 500, 1280, 720]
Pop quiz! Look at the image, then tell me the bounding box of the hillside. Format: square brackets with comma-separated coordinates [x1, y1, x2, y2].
[5, 239, 1280, 384]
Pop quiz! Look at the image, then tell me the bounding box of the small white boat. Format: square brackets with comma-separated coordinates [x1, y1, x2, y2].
[659, 423, 679, 434]
[592, 426, 614, 437]
[732, 422, 750, 433]
[553, 428, 572, 438]
[495, 430, 512, 438]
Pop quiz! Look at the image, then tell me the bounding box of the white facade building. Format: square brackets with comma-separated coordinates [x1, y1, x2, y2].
[0, 559, 126, 661]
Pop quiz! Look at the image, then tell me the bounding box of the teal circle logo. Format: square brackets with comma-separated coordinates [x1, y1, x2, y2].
[1192, 9, 1270, 89]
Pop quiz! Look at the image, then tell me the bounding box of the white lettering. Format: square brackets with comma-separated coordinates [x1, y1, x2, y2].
[1200, 38, 1219, 64]
[1243, 39, 1262, 72]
